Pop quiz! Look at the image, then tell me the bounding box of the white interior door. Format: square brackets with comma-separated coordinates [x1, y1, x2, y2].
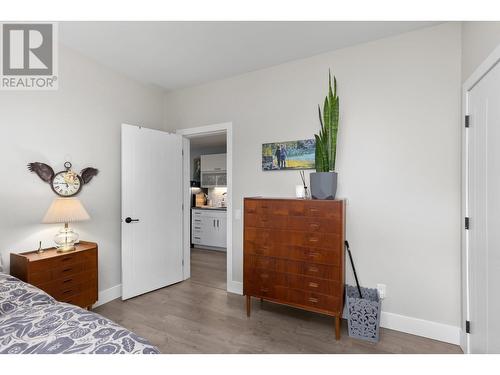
[467, 61, 500, 353]
[121, 124, 184, 300]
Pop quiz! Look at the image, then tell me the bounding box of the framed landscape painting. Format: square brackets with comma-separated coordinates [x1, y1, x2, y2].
[262, 139, 316, 171]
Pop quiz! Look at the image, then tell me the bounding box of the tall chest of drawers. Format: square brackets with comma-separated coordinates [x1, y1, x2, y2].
[244, 198, 345, 339]
[10, 241, 98, 309]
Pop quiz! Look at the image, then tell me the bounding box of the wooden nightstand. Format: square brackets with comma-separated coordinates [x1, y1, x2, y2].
[10, 241, 98, 309]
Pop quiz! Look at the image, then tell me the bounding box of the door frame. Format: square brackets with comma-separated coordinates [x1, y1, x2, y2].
[176, 122, 238, 294]
[462, 43, 500, 354]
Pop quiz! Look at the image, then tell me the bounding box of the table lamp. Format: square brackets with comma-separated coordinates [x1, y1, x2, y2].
[42, 198, 90, 252]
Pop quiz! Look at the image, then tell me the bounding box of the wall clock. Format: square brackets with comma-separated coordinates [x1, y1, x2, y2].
[28, 161, 98, 197]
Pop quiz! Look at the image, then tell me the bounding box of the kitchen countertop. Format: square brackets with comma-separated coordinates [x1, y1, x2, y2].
[192, 206, 227, 211]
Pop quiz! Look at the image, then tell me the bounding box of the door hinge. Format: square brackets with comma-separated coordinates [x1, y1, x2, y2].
[465, 115, 470, 128]
[466, 320, 471, 334]
[182, 149, 184, 156]
[182, 203, 184, 210]
[465, 217, 470, 230]
[182, 259, 184, 266]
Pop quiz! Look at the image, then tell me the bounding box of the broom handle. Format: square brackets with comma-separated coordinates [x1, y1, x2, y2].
[345, 240, 362, 298]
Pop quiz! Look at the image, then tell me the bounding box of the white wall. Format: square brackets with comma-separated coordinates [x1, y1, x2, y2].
[164, 23, 462, 328]
[0, 45, 164, 297]
[462, 22, 500, 81]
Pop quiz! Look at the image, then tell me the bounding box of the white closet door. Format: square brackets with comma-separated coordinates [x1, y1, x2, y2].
[468, 61, 500, 353]
[121, 124, 184, 300]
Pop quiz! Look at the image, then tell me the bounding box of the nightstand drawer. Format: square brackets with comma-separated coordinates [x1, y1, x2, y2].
[29, 262, 87, 284]
[37, 270, 97, 294]
[29, 248, 96, 272]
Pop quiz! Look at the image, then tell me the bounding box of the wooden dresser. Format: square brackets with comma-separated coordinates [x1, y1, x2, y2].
[10, 241, 98, 309]
[244, 198, 345, 339]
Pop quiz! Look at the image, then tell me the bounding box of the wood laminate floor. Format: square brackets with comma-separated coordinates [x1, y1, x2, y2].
[95, 248, 462, 354]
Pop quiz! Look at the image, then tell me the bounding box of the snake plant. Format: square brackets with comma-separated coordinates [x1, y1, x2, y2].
[315, 71, 339, 172]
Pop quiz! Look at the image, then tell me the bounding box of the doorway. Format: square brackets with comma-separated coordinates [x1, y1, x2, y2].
[463, 47, 500, 353]
[189, 133, 227, 290]
[177, 122, 235, 294]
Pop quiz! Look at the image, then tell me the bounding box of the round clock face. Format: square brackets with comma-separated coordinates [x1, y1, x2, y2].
[51, 171, 82, 197]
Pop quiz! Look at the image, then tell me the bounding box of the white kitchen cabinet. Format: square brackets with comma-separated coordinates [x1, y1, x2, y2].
[192, 209, 227, 249]
[200, 153, 227, 188]
[201, 153, 226, 172]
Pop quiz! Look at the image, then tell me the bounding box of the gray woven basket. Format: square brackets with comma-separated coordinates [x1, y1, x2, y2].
[345, 285, 381, 343]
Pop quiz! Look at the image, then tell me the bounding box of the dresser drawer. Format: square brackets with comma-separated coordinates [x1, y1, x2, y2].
[302, 263, 340, 280]
[248, 269, 287, 286]
[246, 283, 288, 300]
[245, 214, 341, 234]
[244, 254, 276, 271]
[281, 260, 341, 280]
[287, 216, 342, 234]
[289, 231, 341, 250]
[288, 201, 343, 219]
[289, 245, 340, 265]
[244, 213, 288, 229]
[244, 200, 273, 215]
[287, 274, 341, 296]
[245, 227, 341, 250]
[289, 289, 341, 312]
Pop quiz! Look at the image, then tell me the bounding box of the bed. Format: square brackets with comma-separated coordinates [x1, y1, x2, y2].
[0, 272, 160, 354]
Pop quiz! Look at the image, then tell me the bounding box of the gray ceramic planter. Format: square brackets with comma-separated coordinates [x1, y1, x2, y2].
[310, 172, 337, 200]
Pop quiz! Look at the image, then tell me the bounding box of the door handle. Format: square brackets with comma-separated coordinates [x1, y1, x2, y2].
[217, 219, 219, 227]
[125, 217, 140, 223]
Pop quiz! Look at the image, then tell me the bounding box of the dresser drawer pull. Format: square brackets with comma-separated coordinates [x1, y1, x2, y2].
[62, 268, 73, 273]
[63, 279, 73, 283]
[308, 237, 319, 243]
[308, 282, 319, 288]
[308, 266, 319, 273]
[308, 252, 320, 258]
[308, 297, 319, 303]
[260, 287, 270, 293]
[63, 290, 73, 294]
[309, 223, 320, 229]
[309, 208, 319, 213]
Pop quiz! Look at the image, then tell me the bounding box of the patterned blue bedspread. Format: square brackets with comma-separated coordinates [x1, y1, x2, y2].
[0, 272, 160, 354]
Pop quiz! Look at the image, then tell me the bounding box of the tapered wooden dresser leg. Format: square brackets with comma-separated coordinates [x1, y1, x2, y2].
[246, 295, 251, 317]
[335, 315, 341, 340]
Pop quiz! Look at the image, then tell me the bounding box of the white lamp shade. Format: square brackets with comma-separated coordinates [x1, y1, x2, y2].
[42, 198, 90, 224]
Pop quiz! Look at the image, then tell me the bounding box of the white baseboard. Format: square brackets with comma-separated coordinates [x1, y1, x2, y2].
[380, 311, 461, 345]
[227, 280, 243, 295]
[93, 284, 122, 308]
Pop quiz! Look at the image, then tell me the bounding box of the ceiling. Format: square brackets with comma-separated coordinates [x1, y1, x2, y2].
[59, 21, 439, 91]
[189, 133, 227, 149]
